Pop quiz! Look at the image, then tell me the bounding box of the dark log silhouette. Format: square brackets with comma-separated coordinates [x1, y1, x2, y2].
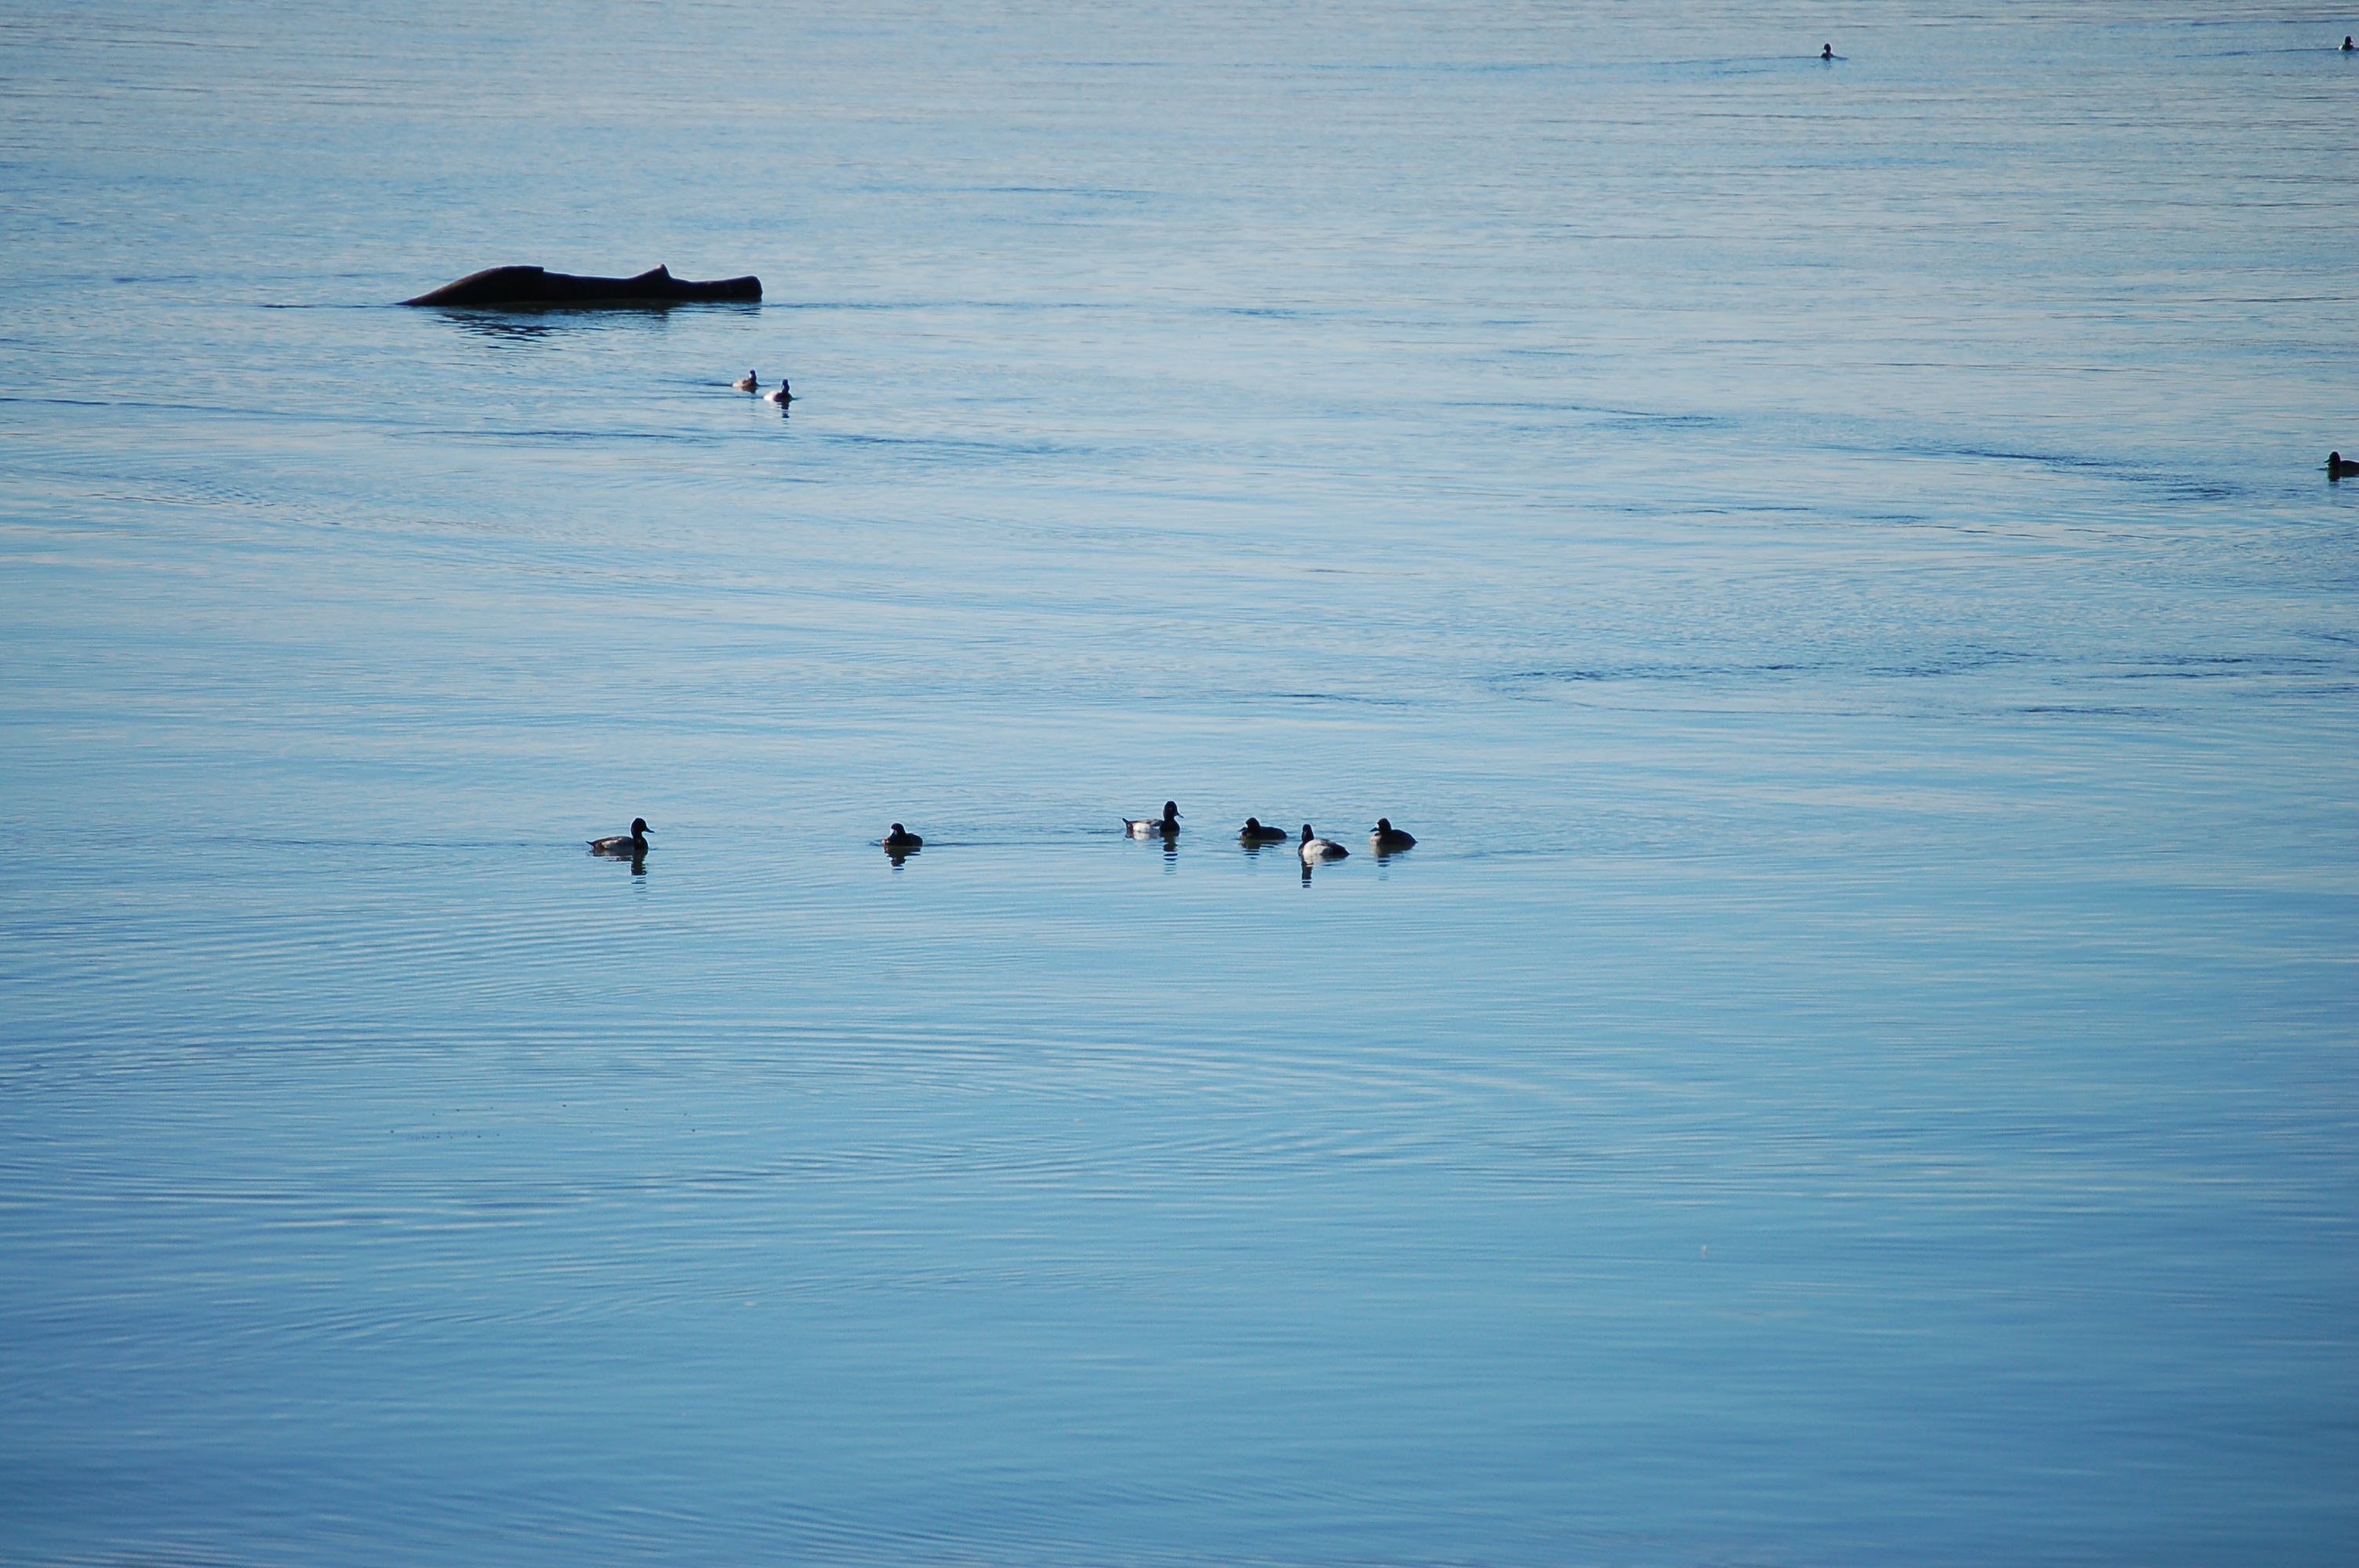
[403, 264, 760, 307]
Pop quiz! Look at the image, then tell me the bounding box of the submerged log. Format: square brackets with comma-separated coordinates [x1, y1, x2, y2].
[402, 264, 761, 307]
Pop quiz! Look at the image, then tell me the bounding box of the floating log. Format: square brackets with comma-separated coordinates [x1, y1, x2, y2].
[403, 264, 760, 307]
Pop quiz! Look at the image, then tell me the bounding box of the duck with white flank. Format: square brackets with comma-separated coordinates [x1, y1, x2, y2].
[733, 370, 759, 393]
[765, 379, 794, 405]
[1126, 801, 1182, 837]
[882, 823, 923, 851]
[1238, 817, 1289, 842]
[2328, 452, 2359, 479]
[1299, 824, 1349, 862]
[590, 818, 651, 856]
[1370, 818, 1416, 853]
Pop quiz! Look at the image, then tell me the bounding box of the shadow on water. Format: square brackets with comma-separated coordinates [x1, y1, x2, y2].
[420, 300, 760, 347]
[1120, 826, 1183, 871]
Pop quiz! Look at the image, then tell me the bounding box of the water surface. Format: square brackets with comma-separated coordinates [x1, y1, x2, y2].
[2, 3, 2354, 1563]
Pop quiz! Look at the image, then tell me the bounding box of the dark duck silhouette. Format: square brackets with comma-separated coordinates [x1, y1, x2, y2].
[589, 818, 651, 856]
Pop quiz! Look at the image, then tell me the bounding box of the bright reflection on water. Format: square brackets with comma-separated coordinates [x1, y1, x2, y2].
[2, 2, 2354, 1564]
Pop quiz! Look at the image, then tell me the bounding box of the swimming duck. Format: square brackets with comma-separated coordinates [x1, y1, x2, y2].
[589, 818, 651, 856]
[1126, 801, 1182, 837]
[1239, 817, 1289, 842]
[2344, 35, 2354, 50]
[1299, 824, 1348, 862]
[1370, 818, 1416, 853]
[1821, 43, 1833, 60]
[2329, 452, 2359, 478]
[882, 823, 923, 850]
[765, 379, 794, 405]
[734, 370, 759, 393]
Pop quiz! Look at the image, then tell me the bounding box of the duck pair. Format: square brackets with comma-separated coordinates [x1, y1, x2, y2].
[1292, 819, 1416, 861]
[735, 371, 794, 404]
[598, 818, 920, 854]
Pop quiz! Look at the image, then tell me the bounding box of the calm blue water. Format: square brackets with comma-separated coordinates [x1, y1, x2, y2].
[3, 3, 2354, 1563]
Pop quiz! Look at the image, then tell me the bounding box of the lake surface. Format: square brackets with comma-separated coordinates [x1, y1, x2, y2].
[3, 3, 2354, 1563]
